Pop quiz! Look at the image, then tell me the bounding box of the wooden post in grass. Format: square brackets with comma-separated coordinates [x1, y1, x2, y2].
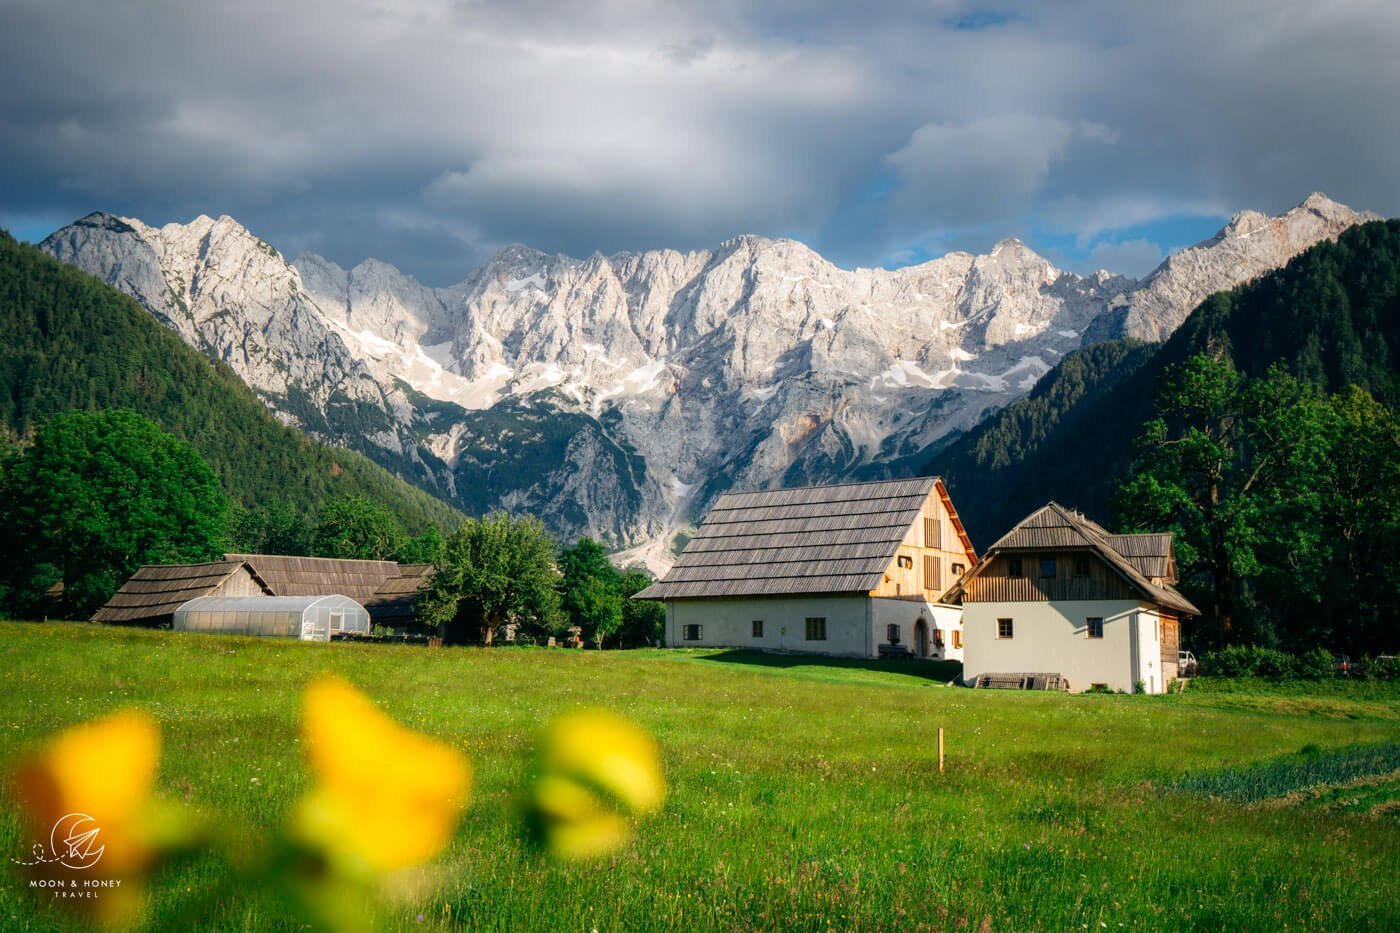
[938, 727, 945, 773]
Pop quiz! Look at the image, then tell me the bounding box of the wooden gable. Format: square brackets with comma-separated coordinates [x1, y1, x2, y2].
[868, 479, 978, 602]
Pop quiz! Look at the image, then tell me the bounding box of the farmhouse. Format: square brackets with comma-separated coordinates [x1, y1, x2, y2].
[94, 554, 434, 634]
[944, 503, 1198, 694]
[634, 477, 977, 660]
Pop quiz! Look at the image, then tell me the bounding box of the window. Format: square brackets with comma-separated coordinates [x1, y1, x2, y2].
[1008, 557, 1023, 578]
[682, 624, 702, 641]
[1073, 557, 1090, 578]
[933, 627, 945, 647]
[805, 617, 827, 641]
[897, 555, 913, 570]
[997, 618, 1014, 639]
[952, 630, 962, 649]
[1086, 617, 1104, 639]
[951, 562, 965, 577]
[924, 517, 940, 548]
[886, 623, 900, 644]
[1040, 558, 1056, 578]
[924, 555, 940, 589]
[752, 619, 763, 638]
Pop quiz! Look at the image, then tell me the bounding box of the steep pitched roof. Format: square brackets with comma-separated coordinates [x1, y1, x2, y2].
[363, 563, 435, 626]
[634, 477, 950, 600]
[1105, 533, 1175, 582]
[225, 554, 399, 603]
[944, 503, 1198, 615]
[93, 561, 272, 623]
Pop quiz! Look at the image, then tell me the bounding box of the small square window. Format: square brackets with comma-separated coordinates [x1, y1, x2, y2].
[752, 619, 763, 638]
[897, 555, 913, 570]
[1074, 557, 1090, 578]
[886, 623, 900, 644]
[805, 617, 827, 640]
[1040, 558, 1056, 578]
[997, 618, 1014, 639]
[682, 624, 702, 641]
[1008, 557, 1023, 578]
[951, 562, 965, 577]
[1086, 617, 1104, 639]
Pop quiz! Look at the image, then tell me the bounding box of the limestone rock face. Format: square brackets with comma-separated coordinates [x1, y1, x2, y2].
[1104, 193, 1380, 342]
[41, 194, 1376, 570]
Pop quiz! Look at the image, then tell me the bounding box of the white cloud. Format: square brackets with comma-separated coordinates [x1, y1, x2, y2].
[1, 0, 1397, 281]
[1088, 238, 1164, 278]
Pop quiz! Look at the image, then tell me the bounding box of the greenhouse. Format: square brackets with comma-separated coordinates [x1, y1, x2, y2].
[172, 595, 371, 642]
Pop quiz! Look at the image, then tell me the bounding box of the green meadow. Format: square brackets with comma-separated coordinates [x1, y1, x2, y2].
[1, 622, 1398, 931]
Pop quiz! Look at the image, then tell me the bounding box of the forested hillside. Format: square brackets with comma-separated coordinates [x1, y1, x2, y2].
[0, 231, 460, 533]
[930, 220, 1400, 547]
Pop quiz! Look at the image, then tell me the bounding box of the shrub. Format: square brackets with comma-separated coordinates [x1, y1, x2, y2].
[1295, 648, 1335, 680]
[1202, 645, 1298, 678]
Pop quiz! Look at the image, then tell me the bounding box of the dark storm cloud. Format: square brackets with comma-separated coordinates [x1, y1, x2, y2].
[1, 0, 1396, 284]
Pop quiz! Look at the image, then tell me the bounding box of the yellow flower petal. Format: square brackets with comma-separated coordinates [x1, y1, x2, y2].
[13, 710, 160, 876]
[540, 709, 665, 814]
[526, 710, 665, 860]
[296, 677, 471, 874]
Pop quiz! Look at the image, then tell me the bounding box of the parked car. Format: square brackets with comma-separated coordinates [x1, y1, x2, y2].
[1178, 650, 1198, 677]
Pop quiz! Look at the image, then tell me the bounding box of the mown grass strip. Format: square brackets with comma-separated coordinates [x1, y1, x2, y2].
[1166, 742, 1400, 804]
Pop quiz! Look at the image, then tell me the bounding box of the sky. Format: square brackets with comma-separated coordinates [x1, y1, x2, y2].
[2, 0, 1397, 286]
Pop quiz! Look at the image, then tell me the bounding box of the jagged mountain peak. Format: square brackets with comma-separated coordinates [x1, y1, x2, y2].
[40, 193, 1380, 571]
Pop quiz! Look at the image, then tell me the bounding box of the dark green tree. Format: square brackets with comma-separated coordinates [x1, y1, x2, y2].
[228, 501, 311, 555]
[558, 538, 624, 647]
[312, 495, 408, 561]
[1115, 354, 1392, 651]
[0, 409, 227, 616]
[618, 568, 665, 648]
[420, 513, 562, 645]
[398, 525, 445, 564]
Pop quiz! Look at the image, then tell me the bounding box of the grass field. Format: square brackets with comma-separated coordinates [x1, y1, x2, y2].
[2, 621, 1398, 930]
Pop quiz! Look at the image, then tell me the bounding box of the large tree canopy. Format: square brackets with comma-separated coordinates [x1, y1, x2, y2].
[1115, 354, 1400, 653]
[312, 494, 408, 561]
[0, 408, 227, 616]
[420, 512, 562, 645]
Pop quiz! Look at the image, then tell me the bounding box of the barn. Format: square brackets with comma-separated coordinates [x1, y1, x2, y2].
[634, 477, 977, 660]
[92, 560, 274, 628]
[95, 554, 435, 634]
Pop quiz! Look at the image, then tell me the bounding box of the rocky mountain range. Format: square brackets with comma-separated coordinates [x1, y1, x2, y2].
[39, 193, 1376, 569]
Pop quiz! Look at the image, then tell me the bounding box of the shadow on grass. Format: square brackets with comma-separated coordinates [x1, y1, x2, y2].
[693, 648, 962, 684]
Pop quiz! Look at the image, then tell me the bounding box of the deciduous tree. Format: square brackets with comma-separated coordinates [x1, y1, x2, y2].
[420, 513, 561, 645]
[0, 409, 226, 615]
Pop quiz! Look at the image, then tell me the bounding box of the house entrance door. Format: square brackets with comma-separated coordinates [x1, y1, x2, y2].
[915, 619, 929, 658]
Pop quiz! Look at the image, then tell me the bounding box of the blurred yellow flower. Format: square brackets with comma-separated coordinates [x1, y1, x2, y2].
[290, 676, 472, 878]
[11, 710, 164, 928]
[527, 709, 664, 859]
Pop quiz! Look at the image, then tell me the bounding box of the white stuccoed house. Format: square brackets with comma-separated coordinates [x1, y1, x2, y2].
[634, 476, 977, 661]
[944, 503, 1198, 694]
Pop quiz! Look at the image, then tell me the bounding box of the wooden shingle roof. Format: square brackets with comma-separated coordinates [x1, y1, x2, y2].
[363, 564, 435, 626]
[1105, 534, 1175, 581]
[93, 561, 272, 623]
[225, 554, 399, 603]
[634, 477, 941, 600]
[945, 503, 1198, 615]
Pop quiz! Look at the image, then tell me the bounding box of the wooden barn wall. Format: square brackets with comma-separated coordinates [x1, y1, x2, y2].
[869, 489, 974, 601]
[963, 552, 1139, 603]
